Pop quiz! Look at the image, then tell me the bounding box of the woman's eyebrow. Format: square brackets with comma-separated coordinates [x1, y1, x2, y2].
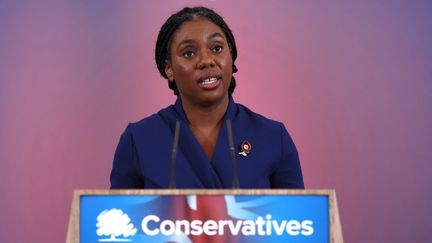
[177, 39, 195, 48]
[176, 32, 225, 48]
[208, 32, 225, 40]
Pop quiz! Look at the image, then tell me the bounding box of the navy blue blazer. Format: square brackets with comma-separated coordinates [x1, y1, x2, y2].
[110, 97, 304, 189]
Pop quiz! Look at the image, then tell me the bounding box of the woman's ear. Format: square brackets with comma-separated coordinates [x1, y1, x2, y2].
[164, 60, 173, 81]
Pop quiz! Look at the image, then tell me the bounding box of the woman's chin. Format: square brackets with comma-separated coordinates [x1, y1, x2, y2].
[195, 91, 229, 107]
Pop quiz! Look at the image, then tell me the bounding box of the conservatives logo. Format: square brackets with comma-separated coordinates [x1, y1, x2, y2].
[141, 214, 313, 237]
[96, 209, 137, 242]
[95, 210, 314, 241]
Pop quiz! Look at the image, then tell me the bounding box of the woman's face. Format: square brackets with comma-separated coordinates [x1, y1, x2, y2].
[165, 18, 233, 107]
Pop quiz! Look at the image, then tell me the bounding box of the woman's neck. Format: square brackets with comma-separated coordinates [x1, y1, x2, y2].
[181, 94, 229, 129]
[181, 94, 229, 160]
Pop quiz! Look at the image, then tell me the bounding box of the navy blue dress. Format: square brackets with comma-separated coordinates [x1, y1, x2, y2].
[110, 96, 304, 189]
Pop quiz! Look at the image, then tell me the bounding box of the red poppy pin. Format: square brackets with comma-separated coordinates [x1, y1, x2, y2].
[238, 140, 252, 157]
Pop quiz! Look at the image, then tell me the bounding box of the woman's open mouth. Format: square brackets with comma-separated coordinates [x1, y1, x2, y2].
[198, 75, 222, 90]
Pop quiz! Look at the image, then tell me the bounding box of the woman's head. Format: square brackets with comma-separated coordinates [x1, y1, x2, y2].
[155, 7, 238, 96]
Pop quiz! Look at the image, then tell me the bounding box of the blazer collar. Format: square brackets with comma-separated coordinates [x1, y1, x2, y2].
[173, 95, 237, 123]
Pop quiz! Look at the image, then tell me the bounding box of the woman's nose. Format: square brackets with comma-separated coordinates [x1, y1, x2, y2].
[196, 50, 216, 69]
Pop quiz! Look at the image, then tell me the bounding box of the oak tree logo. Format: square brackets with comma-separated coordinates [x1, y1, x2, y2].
[96, 209, 137, 242]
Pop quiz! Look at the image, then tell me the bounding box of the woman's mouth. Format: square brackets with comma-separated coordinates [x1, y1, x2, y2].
[198, 76, 221, 90]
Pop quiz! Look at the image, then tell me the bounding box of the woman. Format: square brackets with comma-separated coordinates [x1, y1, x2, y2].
[110, 7, 304, 189]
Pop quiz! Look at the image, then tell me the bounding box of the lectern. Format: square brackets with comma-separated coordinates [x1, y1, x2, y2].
[67, 189, 343, 243]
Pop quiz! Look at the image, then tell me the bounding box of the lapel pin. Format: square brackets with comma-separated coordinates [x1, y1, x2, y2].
[238, 140, 252, 157]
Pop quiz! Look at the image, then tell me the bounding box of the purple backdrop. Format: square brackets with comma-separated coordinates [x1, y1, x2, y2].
[1, 1, 431, 242]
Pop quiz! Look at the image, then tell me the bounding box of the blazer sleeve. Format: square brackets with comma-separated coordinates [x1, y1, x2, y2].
[270, 123, 305, 189]
[110, 124, 144, 189]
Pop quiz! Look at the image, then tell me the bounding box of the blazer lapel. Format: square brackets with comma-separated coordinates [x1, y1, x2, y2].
[208, 96, 239, 187]
[172, 98, 224, 188]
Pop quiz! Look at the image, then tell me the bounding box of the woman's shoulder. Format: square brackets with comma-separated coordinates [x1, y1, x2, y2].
[126, 104, 175, 134]
[235, 102, 285, 132]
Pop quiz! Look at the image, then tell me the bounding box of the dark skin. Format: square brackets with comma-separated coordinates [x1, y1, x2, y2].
[164, 18, 233, 160]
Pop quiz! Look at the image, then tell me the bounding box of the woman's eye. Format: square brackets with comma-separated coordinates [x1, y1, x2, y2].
[212, 45, 223, 53]
[183, 50, 195, 58]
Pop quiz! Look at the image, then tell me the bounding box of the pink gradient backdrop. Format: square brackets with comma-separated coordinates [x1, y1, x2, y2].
[1, 1, 431, 242]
